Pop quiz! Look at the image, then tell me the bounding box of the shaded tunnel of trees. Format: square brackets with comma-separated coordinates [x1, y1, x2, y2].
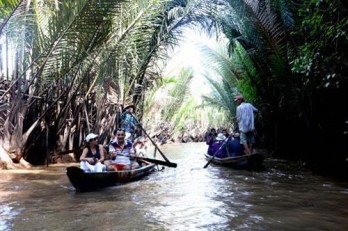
[0, 0, 347, 179]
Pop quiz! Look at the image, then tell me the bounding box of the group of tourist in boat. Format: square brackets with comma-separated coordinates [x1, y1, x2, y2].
[79, 129, 148, 172]
[206, 95, 258, 158]
[79, 94, 258, 172]
[79, 104, 148, 173]
[206, 130, 245, 158]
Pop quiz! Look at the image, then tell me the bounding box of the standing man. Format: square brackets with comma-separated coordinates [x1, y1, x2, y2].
[235, 95, 258, 155]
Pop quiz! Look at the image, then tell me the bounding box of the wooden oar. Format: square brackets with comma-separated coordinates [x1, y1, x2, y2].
[134, 156, 177, 168]
[203, 139, 228, 168]
[116, 154, 177, 168]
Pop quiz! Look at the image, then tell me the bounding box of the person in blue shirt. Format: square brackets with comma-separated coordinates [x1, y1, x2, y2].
[120, 105, 138, 142]
[226, 132, 245, 157]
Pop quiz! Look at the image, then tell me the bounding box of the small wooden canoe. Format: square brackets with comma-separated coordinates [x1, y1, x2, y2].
[66, 163, 156, 191]
[204, 152, 265, 170]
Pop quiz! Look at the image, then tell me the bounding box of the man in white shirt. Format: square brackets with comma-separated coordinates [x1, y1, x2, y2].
[105, 128, 139, 171]
[235, 95, 258, 155]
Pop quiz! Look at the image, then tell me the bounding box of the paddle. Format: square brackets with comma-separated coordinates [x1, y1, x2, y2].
[203, 139, 228, 168]
[115, 154, 177, 168]
[133, 156, 177, 168]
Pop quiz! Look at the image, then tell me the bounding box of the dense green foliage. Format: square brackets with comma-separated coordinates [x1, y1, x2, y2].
[0, 0, 190, 166]
[291, 0, 348, 89]
[170, 0, 347, 176]
[0, 0, 347, 177]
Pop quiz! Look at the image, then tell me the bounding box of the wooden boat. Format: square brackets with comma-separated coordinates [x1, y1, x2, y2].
[66, 162, 156, 191]
[204, 152, 265, 170]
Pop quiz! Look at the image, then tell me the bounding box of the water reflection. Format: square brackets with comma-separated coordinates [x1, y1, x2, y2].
[0, 142, 348, 231]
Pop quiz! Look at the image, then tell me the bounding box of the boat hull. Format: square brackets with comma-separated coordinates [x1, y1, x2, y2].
[204, 153, 264, 170]
[67, 163, 156, 191]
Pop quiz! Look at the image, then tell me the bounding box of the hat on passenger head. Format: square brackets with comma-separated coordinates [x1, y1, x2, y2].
[85, 133, 98, 142]
[216, 133, 226, 141]
[234, 95, 244, 102]
[123, 104, 135, 112]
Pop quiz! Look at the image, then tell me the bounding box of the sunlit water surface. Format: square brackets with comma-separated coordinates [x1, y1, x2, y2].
[1, 142, 348, 231]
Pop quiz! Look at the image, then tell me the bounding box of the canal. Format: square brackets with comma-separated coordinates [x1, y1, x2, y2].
[1, 142, 348, 231]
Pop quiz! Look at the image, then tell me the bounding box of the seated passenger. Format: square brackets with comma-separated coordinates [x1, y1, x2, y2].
[207, 133, 228, 158]
[205, 128, 217, 145]
[80, 133, 106, 172]
[134, 136, 147, 157]
[226, 132, 245, 157]
[222, 129, 229, 139]
[105, 128, 139, 171]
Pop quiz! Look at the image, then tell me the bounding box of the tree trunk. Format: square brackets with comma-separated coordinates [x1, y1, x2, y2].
[0, 145, 15, 169]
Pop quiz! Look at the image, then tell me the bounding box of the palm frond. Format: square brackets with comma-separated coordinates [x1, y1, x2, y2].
[0, 0, 26, 35]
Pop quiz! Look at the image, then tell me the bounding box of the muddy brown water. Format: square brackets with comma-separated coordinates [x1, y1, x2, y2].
[1, 142, 348, 231]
